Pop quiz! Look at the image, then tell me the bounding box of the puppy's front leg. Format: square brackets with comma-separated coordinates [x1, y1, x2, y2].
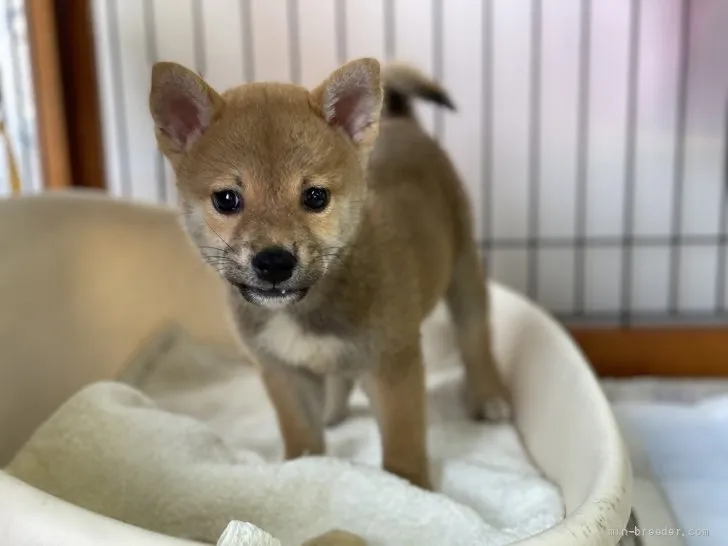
[324, 375, 355, 427]
[261, 364, 325, 459]
[364, 344, 431, 490]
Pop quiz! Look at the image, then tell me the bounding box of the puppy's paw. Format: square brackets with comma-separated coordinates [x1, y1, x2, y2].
[323, 404, 350, 428]
[464, 384, 512, 422]
[324, 375, 353, 428]
[400, 469, 433, 491]
[416, 476, 434, 491]
[302, 529, 367, 546]
[477, 396, 512, 422]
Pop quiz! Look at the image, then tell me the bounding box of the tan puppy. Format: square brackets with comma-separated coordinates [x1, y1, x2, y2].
[149, 58, 509, 490]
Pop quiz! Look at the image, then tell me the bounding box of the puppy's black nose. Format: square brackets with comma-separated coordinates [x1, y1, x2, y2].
[252, 247, 297, 283]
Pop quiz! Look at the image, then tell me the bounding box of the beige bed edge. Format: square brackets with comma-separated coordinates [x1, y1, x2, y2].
[0, 191, 631, 545]
[497, 283, 633, 545]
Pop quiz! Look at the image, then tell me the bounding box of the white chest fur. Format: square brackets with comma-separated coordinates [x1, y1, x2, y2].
[255, 313, 346, 373]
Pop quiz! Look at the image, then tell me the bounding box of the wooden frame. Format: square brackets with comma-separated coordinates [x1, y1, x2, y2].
[25, 0, 105, 190]
[25, 0, 72, 189]
[53, 0, 105, 189]
[571, 328, 728, 377]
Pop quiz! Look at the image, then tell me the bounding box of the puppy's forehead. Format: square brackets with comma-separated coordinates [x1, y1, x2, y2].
[217, 83, 341, 164]
[201, 82, 347, 172]
[180, 82, 354, 192]
[223, 83, 321, 132]
[224, 81, 310, 103]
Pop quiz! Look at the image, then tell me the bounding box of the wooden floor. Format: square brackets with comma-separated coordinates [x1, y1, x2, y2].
[571, 328, 728, 377]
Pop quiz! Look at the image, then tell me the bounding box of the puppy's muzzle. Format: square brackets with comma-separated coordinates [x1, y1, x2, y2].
[252, 246, 297, 283]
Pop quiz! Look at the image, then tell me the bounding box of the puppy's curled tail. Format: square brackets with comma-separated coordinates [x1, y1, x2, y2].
[381, 62, 456, 119]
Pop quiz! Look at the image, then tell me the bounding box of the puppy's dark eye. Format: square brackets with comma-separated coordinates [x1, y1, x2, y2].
[301, 187, 330, 212]
[211, 189, 242, 215]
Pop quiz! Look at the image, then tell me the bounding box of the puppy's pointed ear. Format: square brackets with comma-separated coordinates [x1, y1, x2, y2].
[149, 62, 225, 162]
[312, 58, 383, 155]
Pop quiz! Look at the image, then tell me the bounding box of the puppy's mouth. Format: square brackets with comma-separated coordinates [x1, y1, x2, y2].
[236, 285, 309, 308]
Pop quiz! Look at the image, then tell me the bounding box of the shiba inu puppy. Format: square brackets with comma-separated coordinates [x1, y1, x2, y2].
[149, 58, 509, 490]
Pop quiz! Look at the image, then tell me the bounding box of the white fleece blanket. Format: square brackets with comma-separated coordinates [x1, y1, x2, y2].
[7, 304, 563, 545]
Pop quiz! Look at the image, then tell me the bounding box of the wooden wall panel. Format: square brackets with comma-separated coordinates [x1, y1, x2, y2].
[25, 0, 71, 189]
[25, 0, 105, 190]
[571, 328, 728, 377]
[53, 0, 105, 189]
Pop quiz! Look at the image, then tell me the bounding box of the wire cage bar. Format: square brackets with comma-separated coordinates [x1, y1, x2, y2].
[89, 0, 728, 327]
[0, 0, 42, 196]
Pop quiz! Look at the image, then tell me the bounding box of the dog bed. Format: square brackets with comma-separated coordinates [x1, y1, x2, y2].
[0, 192, 632, 545]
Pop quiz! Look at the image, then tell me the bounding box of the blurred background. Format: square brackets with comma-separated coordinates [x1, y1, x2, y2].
[95, 0, 728, 330]
[0, 3, 726, 544]
[0, 0, 727, 374]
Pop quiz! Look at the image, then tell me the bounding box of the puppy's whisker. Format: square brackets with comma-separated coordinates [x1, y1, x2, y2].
[199, 246, 230, 254]
[202, 254, 235, 260]
[205, 222, 235, 253]
[202, 253, 236, 260]
[202, 257, 241, 267]
[204, 259, 241, 268]
[312, 248, 343, 256]
[311, 253, 342, 262]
